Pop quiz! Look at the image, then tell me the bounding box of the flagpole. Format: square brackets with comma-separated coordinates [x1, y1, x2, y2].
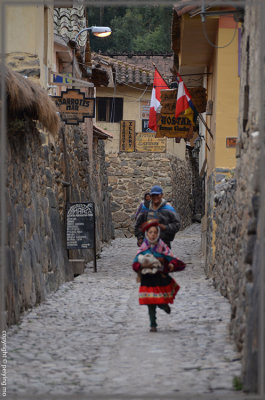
[152, 62, 169, 87]
[198, 113, 214, 139]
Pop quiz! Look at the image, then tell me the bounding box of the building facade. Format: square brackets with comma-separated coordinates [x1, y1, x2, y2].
[93, 53, 201, 237]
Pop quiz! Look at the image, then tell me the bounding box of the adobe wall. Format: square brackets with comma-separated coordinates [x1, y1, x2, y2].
[5, 119, 113, 326]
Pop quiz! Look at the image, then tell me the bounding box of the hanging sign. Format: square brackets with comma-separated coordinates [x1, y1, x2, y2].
[156, 113, 193, 139]
[160, 88, 177, 114]
[120, 120, 135, 152]
[157, 88, 193, 139]
[52, 88, 95, 125]
[135, 132, 166, 153]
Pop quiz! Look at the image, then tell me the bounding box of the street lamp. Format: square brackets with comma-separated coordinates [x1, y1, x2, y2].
[74, 26, 112, 42]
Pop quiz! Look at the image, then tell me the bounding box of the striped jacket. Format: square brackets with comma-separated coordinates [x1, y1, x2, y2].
[134, 199, 181, 246]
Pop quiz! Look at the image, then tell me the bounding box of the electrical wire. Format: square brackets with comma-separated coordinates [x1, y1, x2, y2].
[110, 73, 117, 122]
[201, 15, 238, 49]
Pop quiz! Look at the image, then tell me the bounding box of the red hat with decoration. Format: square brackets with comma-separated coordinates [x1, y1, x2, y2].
[141, 219, 159, 232]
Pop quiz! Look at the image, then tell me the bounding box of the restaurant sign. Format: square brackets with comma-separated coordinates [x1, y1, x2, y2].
[156, 113, 193, 139]
[120, 120, 135, 152]
[135, 132, 166, 153]
[156, 88, 193, 139]
[52, 88, 95, 125]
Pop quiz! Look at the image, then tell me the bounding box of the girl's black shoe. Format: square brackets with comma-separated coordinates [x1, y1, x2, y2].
[150, 327, 157, 332]
[164, 305, 171, 314]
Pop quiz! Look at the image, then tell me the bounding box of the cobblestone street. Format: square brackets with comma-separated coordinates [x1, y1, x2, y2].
[6, 223, 245, 400]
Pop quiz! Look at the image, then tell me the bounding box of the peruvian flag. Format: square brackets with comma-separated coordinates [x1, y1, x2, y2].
[148, 68, 168, 131]
[175, 72, 197, 125]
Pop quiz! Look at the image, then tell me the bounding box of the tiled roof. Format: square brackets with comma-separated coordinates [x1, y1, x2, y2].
[109, 54, 174, 83]
[54, 6, 87, 47]
[92, 53, 154, 86]
[93, 124, 113, 140]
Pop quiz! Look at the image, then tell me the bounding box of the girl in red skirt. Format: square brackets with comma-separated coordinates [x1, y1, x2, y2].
[132, 219, 186, 332]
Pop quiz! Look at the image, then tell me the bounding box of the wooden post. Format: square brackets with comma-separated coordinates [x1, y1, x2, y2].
[93, 210, 97, 273]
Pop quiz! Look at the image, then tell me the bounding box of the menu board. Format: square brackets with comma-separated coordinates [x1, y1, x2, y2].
[66, 202, 95, 249]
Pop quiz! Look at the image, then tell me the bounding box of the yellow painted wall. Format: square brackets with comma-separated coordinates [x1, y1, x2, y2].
[215, 27, 239, 169]
[96, 85, 186, 160]
[5, 5, 54, 88]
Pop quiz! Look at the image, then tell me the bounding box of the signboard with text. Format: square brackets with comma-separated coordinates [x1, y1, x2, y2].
[160, 88, 177, 114]
[120, 120, 135, 152]
[66, 202, 95, 249]
[52, 88, 95, 125]
[156, 113, 193, 139]
[140, 101, 151, 119]
[226, 137, 237, 148]
[157, 88, 194, 139]
[136, 132, 166, 153]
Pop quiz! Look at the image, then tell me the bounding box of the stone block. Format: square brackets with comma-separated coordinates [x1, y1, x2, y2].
[108, 176, 118, 184]
[112, 211, 129, 223]
[46, 188, 57, 209]
[69, 259, 85, 277]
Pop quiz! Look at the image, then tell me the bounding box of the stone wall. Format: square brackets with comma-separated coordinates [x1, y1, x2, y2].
[212, 127, 260, 390]
[5, 118, 113, 326]
[106, 148, 201, 238]
[206, 2, 265, 392]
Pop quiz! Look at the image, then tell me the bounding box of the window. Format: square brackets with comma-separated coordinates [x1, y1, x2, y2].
[96, 97, 123, 122]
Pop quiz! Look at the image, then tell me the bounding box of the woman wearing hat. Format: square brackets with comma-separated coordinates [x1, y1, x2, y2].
[132, 219, 186, 332]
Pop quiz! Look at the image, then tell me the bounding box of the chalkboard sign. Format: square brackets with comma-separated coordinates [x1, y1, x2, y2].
[66, 202, 95, 249]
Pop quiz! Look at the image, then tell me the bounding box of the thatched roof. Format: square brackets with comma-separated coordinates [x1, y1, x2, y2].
[2, 66, 59, 135]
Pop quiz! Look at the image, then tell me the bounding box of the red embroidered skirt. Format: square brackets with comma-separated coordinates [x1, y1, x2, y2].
[139, 273, 180, 305]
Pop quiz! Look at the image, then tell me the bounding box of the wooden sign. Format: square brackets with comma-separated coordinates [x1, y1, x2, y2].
[156, 113, 193, 139]
[135, 132, 166, 153]
[52, 88, 95, 125]
[189, 86, 207, 113]
[66, 202, 95, 249]
[160, 89, 177, 114]
[120, 120, 135, 152]
[226, 137, 237, 148]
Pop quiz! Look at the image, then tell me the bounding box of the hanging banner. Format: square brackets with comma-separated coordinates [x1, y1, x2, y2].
[120, 120, 135, 152]
[52, 88, 95, 125]
[135, 132, 166, 153]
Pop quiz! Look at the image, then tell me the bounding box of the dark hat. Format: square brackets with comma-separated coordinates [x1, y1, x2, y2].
[150, 185, 163, 195]
[141, 219, 159, 232]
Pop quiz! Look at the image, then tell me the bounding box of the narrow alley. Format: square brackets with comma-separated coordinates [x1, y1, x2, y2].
[7, 223, 244, 399]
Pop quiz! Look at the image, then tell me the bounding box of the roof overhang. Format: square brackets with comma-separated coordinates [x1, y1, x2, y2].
[54, 34, 73, 63]
[93, 124, 113, 140]
[179, 14, 218, 68]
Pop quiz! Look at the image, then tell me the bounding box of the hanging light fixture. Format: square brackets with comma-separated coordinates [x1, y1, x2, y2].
[74, 26, 112, 42]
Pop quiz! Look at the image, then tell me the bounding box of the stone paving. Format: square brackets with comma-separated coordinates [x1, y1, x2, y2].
[5, 223, 246, 399]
